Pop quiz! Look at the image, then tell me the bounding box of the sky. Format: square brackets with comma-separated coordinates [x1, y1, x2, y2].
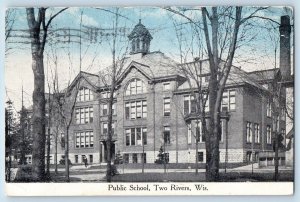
[4, 6, 294, 111]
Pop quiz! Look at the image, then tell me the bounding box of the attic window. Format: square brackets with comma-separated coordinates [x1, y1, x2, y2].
[125, 78, 147, 96]
[77, 87, 94, 102]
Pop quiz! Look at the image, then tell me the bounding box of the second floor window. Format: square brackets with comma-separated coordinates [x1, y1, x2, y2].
[184, 95, 196, 115]
[125, 127, 147, 146]
[125, 100, 147, 119]
[75, 131, 94, 148]
[221, 89, 236, 111]
[163, 97, 171, 116]
[77, 87, 94, 102]
[125, 78, 147, 96]
[101, 103, 116, 116]
[246, 122, 252, 143]
[267, 125, 272, 144]
[75, 107, 93, 124]
[163, 82, 170, 91]
[102, 122, 115, 135]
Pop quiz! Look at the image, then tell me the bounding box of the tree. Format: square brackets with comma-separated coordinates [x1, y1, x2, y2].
[26, 7, 67, 181]
[97, 8, 129, 182]
[166, 6, 279, 181]
[5, 9, 16, 55]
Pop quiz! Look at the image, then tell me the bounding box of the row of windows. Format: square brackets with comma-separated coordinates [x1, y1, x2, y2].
[75, 90, 237, 122]
[187, 121, 224, 144]
[77, 88, 94, 102]
[125, 78, 147, 96]
[183, 90, 236, 116]
[75, 107, 93, 124]
[124, 153, 146, 164]
[74, 154, 93, 164]
[125, 127, 147, 146]
[246, 122, 260, 144]
[125, 100, 147, 119]
[75, 131, 94, 148]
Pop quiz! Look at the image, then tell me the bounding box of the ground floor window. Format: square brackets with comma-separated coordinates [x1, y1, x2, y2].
[164, 153, 169, 163]
[133, 153, 138, 163]
[124, 154, 129, 163]
[198, 152, 204, 162]
[75, 155, 78, 163]
[89, 155, 93, 163]
[246, 151, 252, 162]
[143, 153, 147, 163]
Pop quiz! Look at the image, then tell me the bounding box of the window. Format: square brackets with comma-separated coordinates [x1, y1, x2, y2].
[89, 155, 93, 163]
[132, 154, 138, 163]
[163, 126, 171, 144]
[75, 107, 93, 124]
[124, 154, 129, 163]
[142, 153, 147, 163]
[163, 83, 171, 91]
[187, 124, 192, 144]
[254, 123, 260, 143]
[75, 131, 94, 148]
[246, 122, 252, 143]
[267, 125, 272, 144]
[164, 153, 169, 163]
[125, 78, 147, 95]
[125, 100, 147, 119]
[195, 122, 205, 143]
[184, 95, 196, 115]
[221, 89, 236, 111]
[281, 107, 285, 120]
[125, 127, 147, 146]
[163, 97, 171, 116]
[267, 100, 272, 117]
[75, 155, 78, 163]
[101, 103, 116, 116]
[198, 152, 204, 162]
[102, 104, 108, 115]
[77, 87, 94, 102]
[102, 122, 115, 136]
[103, 123, 108, 135]
[219, 121, 224, 142]
[61, 133, 65, 148]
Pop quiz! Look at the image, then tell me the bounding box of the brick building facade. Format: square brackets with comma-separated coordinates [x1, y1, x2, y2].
[49, 20, 286, 165]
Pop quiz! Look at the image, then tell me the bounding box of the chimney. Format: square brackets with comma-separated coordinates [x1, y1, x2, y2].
[279, 15, 291, 81]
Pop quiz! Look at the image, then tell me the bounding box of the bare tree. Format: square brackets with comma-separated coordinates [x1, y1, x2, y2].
[26, 7, 67, 181]
[5, 9, 16, 55]
[96, 8, 130, 182]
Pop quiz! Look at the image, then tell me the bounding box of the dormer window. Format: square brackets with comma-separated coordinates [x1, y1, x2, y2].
[125, 78, 147, 96]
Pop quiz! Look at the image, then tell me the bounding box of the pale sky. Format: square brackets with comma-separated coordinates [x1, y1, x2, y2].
[5, 6, 294, 111]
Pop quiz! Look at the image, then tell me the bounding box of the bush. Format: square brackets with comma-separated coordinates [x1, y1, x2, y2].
[59, 158, 72, 165]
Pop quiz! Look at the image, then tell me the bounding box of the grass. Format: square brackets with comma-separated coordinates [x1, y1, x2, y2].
[9, 163, 294, 183]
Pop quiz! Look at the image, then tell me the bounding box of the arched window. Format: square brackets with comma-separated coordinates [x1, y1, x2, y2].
[125, 78, 147, 96]
[137, 38, 140, 51]
[132, 39, 136, 52]
[77, 87, 94, 102]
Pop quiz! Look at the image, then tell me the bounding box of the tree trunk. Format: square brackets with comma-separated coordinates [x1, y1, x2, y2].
[31, 54, 46, 181]
[46, 125, 51, 178]
[54, 130, 58, 174]
[106, 98, 114, 182]
[65, 127, 70, 182]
